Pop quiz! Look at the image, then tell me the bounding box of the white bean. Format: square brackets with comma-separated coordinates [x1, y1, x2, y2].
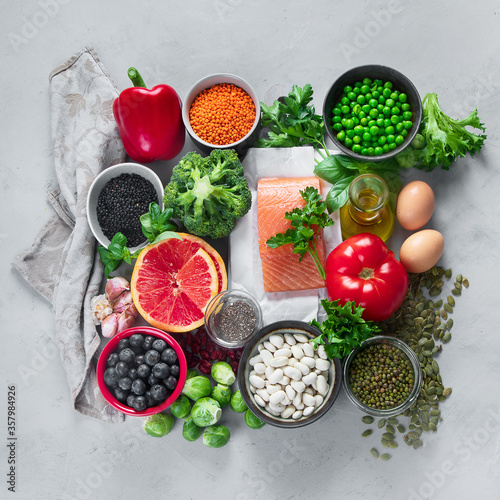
[254, 394, 266, 407]
[302, 393, 317, 407]
[314, 394, 324, 407]
[284, 333, 296, 345]
[281, 395, 291, 406]
[269, 356, 289, 368]
[257, 343, 265, 352]
[292, 410, 303, 420]
[249, 375, 265, 389]
[256, 389, 270, 402]
[278, 375, 291, 386]
[317, 375, 328, 396]
[287, 357, 298, 366]
[249, 354, 262, 366]
[254, 362, 266, 374]
[291, 380, 306, 393]
[269, 334, 284, 349]
[291, 345, 304, 359]
[301, 342, 314, 357]
[303, 406, 315, 417]
[317, 344, 328, 360]
[301, 356, 316, 369]
[265, 365, 275, 379]
[283, 366, 302, 381]
[293, 394, 304, 410]
[266, 384, 281, 394]
[268, 368, 283, 385]
[294, 362, 310, 376]
[269, 401, 286, 413]
[266, 404, 281, 416]
[281, 406, 296, 419]
[294, 333, 309, 343]
[302, 372, 317, 386]
[315, 358, 331, 371]
[249, 384, 257, 394]
[269, 390, 286, 405]
[274, 348, 292, 358]
[285, 385, 296, 401]
[263, 341, 277, 352]
[260, 349, 273, 366]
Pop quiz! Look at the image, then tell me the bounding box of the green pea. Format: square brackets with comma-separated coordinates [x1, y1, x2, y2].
[391, 106, 401, 115]
[369, 125, 379, 136]
[403, 120, 413, 130]
[346, 129, 356, 138]
[354, 81, 362, 88]
[353, 86, 361, 95]
[345, 137, 353, 148]
[383, 144, 391, 153]
[366, 147, 374, 156]
[382, 106, 391, 116]
[386, 98, 395, 108]
[357, 95, 366, 105]
[352, 117, 359, 125]
[341, 105, 350, 114]
[390, 92, 399, 101]
[343, 85, 353, 93]
[368, 98, 378, 108]
[402, 111, 413, 120]
[390, 114, 401, 124]
[395, 122, 404, 132]
[360, 84, 370, 94]
[345, 119, 354, 129]
[332, 116, 342, 124]
[369, 108, 379, 119]
[395, 134, 405, 145]
[382, 88, 392, 98]
[386, 134, 395, 144]
[352, 144, 362, 153]
[384, 81, 393, 89]
[360, 147, 368, 155]
[389, 142, 397, 150]
[378, 95, 386, 104]
[353, 135, 362, 144]
[362, 132, 372, 141]
[341, 96, 350, 106]
[374, 146, 384, 156]
[376, 118, 385, 127]
[378, 135, 387, 145]
[362, 104, 371, 113]
[385, 125, 395, 135]
[401, 129, 408, 137]
[362, 77, 372, 85]
[399, 93, 408, 103]
[372, 90, 380, 99]
[401, 103, 411, 111]
[347, 91, 357, 101]
[337, 131, 346, 141]
[332, 107, 342, 116]
[360, 117, 368, 126]
[332, 123, 342, 132]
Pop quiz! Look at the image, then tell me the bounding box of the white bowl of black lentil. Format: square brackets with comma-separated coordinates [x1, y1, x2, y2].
[86, 162, 164, 252]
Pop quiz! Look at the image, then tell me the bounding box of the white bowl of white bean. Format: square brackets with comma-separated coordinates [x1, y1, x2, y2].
[238, 321, 342, 428]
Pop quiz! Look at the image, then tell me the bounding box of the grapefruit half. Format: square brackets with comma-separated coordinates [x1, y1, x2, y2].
[131, 234, 227, 332]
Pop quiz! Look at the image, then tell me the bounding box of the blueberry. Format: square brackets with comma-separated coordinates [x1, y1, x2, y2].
[137, 364, 150, 379]
[129, 334, 144, 349]
[169, 364, 180, 377]
[165, 375, 178, 391]
[143, 336, 155, 350]
[152, 339, 167, 353]
[128, 368, 139, 381]
[103, 368, 119, 388]
[114, 387, 129, 403]
[132, 396, 148, 412]
[145, 391, 156, 408]
[134, 355, 145, 367]
[131, 379, 147, 396]
[118, 377, 132, 391]
[150, 384, 169, 402]
[131, 345, 145, 355]
[119, 348, 135, 364]
[126, 394, 136, 408]
[161, 348, 178, 365]
[148, 375, 160, 387]
[115, 361, 129, 378]
[117, 338, 130, 351]
[106, 352, 120, 367]
[152, 362, 170, 379]
[144, 349, 160, 366]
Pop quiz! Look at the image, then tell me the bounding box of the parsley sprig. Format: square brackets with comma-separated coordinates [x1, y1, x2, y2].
[266, 186, 334, 280]
[310, 299, 380, 359]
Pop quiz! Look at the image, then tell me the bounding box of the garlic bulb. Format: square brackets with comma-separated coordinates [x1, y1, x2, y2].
[90, 294, 113, 325]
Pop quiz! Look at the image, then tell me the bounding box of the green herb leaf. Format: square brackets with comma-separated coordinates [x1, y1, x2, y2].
[140, 202, 179, 243]
[310, 299, 380, 359]
[265, 186, 334, 280]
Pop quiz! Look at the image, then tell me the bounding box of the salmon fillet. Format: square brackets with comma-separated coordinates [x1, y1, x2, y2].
[257, 177, 326, 293]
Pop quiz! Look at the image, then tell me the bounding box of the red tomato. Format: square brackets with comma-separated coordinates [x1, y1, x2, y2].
[325, 233, 408, 322]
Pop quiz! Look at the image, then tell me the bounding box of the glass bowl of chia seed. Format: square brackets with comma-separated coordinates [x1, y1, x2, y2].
[343, 336, 423, 418]
[204, 289, 263, 349]
[86, 162, 164, 252]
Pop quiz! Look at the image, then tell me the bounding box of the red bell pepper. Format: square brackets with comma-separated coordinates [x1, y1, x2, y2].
[113, 67, 185, 163]
[325, 233, 408, 322]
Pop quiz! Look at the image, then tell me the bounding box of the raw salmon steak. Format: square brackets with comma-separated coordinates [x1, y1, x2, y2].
[257, 176, 326, 293]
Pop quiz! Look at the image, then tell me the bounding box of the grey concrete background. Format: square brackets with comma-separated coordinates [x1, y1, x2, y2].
[1, 1, 500, 499]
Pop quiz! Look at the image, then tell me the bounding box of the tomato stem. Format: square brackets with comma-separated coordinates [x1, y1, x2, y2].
[358, 267, 375, 280]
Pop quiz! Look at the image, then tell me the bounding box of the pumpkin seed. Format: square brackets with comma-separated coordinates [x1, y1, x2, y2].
[370, 448, 379, 458]
[462, 278, 469, 288]
[447, 296, 455, 307]
[434, 299, 443, 308]
[362, 429, 373, 437]
[444, 303, 453, 313]
[385, 424, 395, 434]
[440, 309, 448, 320]
[413, 439, 423, 449]
[452, 288, 461, 296]
[455, 281, 462, 290]
[382, 432, 395, 441]
[378, 419, 386, 429]
[442, 332, 452, 343]
[430, 416, 439, 425]
[421, 422, 430, 432]
[432, 361, 440, 374]
[407, 431, 419, 440]
[397, 424, 406, 433]
[429, 423, 438, 432]
[445, 318, 454, 329]
[445, 268, 452, 279]
[381, 438, 390, 448]
[387, 417, 398, 425]
[456, 274, 463, 283]
[380, 453, 392, 461]
[388, 440, 398, 449]
[362, 416, 374, 424]
[443, 387, 452, 397]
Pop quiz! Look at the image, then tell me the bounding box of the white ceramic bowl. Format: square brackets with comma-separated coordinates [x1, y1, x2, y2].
[182, 73, 261, 157]
[86, 162, 164, 252]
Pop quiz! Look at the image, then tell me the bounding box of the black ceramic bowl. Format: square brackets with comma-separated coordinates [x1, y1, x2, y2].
[238, 321, 342, 428]
[323, 65, 422, 162]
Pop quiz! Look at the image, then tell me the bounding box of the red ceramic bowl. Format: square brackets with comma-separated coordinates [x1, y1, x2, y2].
[96, 326, 187, 417]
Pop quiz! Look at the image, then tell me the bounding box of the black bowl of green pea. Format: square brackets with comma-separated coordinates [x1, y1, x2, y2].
[323, 65, 422, 161]
[343, 336, 423, 417]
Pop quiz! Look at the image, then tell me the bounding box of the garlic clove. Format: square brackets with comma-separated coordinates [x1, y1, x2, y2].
[90, 294, 113, 325]
[105, 276, 130, 302]
[101, 313, 119, 338]
[113, 290, 134, 314]
[116, 310, 137, 334]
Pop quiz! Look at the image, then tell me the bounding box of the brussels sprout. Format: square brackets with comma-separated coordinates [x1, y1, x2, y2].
[211, 383, 232, 408]
[182, 375, 212, 401]
[230, 390, 248, 413]
[244, 409, 265, 429]
[191, 397, 222, 427]
[186, 368, 198, 380]
[170, 394, 191, 419]
[211, 361, 236, 386]
[203, 425, 230, 448]
[143, 413, 175, 437]
[182, 416, 203, 442]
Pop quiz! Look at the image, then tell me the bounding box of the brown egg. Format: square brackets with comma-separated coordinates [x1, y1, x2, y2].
[399, 229, 445, 273]
[396, 181, 435, 231]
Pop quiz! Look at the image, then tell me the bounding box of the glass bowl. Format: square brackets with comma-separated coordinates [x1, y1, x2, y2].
[204, 289, 263, 349]
[343, 335, 423, 417]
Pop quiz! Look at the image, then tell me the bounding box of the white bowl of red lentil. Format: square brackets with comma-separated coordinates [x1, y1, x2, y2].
[86, 162, 164, 252]
[182, 73, 261, 158]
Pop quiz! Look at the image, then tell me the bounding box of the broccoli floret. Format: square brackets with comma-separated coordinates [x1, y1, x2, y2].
[163, 149, 252, 239]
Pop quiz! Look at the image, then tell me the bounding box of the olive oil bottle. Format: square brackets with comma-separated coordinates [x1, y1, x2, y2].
[339, 173, 394, 242]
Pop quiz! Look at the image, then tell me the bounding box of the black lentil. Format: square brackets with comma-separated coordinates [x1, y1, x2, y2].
[96, 173, 158, 247]
[349, 343, 414, 410]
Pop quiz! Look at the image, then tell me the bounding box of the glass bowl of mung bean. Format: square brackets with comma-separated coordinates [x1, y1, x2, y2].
[343, 335, 423, 417]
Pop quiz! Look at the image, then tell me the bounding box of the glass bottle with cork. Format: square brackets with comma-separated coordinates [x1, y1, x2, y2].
[339, 173, 394, 242]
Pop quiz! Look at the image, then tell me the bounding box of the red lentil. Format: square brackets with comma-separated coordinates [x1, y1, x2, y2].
[189, 83, 256, 145]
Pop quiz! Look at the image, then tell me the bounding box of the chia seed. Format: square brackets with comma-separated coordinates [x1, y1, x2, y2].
[217, 301, 257, 342]
[96, 173, 158, 247]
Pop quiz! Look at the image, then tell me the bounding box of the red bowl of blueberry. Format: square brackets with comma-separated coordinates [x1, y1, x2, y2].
[96, 326, 187, 416]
